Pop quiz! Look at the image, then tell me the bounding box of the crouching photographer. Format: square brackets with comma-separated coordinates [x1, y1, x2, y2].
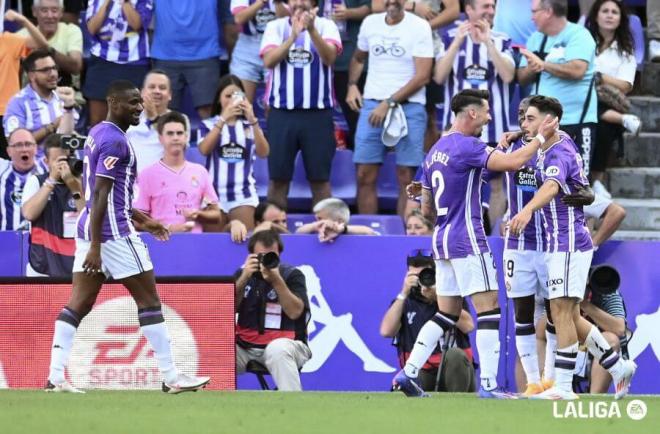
[380, 250, 476, 392]
[575, 264, 628, 393]
[21, 134, 85, 276]
[234, 229, 312, 391]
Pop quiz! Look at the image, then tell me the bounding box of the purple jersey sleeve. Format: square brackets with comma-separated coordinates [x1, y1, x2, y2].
[96, 140, 125, 180]
[458, 138, 493, 171]
[542, 147, 569, 188]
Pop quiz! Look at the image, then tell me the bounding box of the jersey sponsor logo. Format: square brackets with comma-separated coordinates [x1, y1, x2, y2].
[546, 278, 564, 287]
[67, 297, 198, 389]
[255, 8, 276, 32]
[515, 167, 538, 192]
[287, 47, 314, 67]
[103, 156, 119, 171]
[545, 165, 560, 177]
[464, 64, 490, 84]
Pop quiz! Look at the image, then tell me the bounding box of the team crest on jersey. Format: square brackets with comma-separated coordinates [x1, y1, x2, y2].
[103, 156, 119, 170]
[191, 176, 199, 188]
[545, 166, 560, 177]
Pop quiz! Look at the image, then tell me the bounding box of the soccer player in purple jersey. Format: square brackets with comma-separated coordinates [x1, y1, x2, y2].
[393, 89, 558, 398]
[44, 80, 210, 394]
[509, 95, 635, 400]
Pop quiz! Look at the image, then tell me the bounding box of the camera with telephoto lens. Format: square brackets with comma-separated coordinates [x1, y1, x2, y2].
[60, 135, 86, 176]
[253, 251, 280, 279]
[410, 267, 436, 298]
[584, 264, 620, 299]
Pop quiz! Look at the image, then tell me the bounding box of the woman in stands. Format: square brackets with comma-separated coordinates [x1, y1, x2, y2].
[405, 209, 433, 236]
[585, 0, 640, 197]
[198, 74, 270, 242]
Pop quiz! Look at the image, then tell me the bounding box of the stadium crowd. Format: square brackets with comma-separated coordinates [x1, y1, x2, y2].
[0, 0, 656, 396]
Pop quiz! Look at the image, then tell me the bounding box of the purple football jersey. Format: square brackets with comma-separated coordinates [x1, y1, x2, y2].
[503, 137, 545, 252]
[77, 122, 138, 242]
[536, 135, 593, 253]
[421, 132, 494, 259]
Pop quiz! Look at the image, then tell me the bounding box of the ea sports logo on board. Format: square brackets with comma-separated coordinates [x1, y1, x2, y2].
[67, 297, 199, 390]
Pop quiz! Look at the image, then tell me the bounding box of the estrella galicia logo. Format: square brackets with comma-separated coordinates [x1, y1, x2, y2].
[515, 167, 538, 192]
[287, 47, 314, 67]
[10, 189, 22, 205]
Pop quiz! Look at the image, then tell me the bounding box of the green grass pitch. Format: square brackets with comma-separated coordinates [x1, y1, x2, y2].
[1, 391, 658, 434]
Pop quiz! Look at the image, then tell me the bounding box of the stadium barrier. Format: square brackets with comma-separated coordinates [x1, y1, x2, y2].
[1, 232, 658, 393]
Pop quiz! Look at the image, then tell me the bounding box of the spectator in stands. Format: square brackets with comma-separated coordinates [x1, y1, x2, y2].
[21, 134, 84, 276]
[517, 0, 598, 176]
[320, 0, 372, 150]
[1, 9, 48, 158]
[405, 209, 433, 236]
[151, 0, 221, 120]
[493, 0, 535, 47]
[434, 0, 515, 147]
[18, 0, 82, 87]
[61, 0, 86, 24]
[649, 0, 660, 62]
[586, 0, 640, 198]
[585, 194, 626, 251]
[296, 197, 378, 241]
[261, 0, 341, 208]
[0, 128, 46, 231]
[230, 0, 288, 102]
[84, 0, 152, 126]
[380, 251, 475, 392]
[198, 75, 269, 242]
[254, 200, 289, 234]
[234, 229, 312, 391]
[347, 0, 433, 217]
[134, 112, 221, 233]
[372, 0, 460, 150]
[4, 49, 76, 149]
[127, 69, 188, 174]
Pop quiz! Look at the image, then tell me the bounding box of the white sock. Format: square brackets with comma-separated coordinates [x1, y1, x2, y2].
[515, 322, 541, 384]
[403, 312, 456, 378]
[477, 310, 501, 390]
[141, 321, 178, 384]
[555, 343, 578, 392]
[544, 323, 557, 381]
[48, 320, 77, 385]
[585, 325, 624, 378]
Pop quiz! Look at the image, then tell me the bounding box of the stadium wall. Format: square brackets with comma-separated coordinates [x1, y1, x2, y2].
[0, 232, 658, 393]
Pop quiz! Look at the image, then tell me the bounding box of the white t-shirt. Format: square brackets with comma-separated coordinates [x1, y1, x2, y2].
[595, 41, 636, 86]
[357, 12, 433, 105]
[21, 174, 43, 205]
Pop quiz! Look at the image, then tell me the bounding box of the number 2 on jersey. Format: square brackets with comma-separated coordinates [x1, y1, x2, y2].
[432, 170, 448, 216]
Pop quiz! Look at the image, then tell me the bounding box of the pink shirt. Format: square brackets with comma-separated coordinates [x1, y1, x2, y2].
[135, 160, 218, 233]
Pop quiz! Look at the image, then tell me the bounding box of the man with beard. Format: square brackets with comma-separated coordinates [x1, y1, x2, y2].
[347, 0, 433, 217]
[0, 128, 46, 230]
[44, 80, 210, 394]
[260, 0, 341, 208]
[434, 0, 515, 147]
[3, 49, 76, 146]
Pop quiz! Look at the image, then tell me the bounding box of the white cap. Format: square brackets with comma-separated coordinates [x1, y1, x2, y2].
[381, 104, 408, 147]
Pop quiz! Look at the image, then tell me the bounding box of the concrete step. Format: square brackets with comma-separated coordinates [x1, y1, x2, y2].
[611, 230, 660, 242]
[613, 198, 660, 231]
[629, 96, 660, 133]
[640, 62, 660, 97]
[608, 168, 660, 199]
[622, 132, 660, 167]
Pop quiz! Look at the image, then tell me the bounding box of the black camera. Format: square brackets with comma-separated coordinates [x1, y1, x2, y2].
[60, 135, 86, 176]
[410, 267, 436, 298]
[253, 252, 280, 279]
[585, 264, 620, 299]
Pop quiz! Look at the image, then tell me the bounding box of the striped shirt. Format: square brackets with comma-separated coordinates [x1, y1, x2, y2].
[0, 159, 45, 230]
[231, 0, 278, 37]
[77, 122, 138, 242]
[536, 135, 592, 253]
[503, 137, 545, 252]
[199, 117, 258, 206]
[421, 132, 494, 259]
[590, 290, 626, 319]
[438, 26, 514, 144]
[260, 17, 342, 110]
[85, 0, 153, 64]
[3, 85, 64, 140]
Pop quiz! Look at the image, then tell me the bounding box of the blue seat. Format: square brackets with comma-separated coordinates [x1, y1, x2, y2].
[253, 156, 270, 199]
[185, 147, 208, 167]
[329, 150, 356, 205]
[629, 15, 645, 70]
[349, 215, 405, 235]
[287, 214, 316, 233]
[376, 151, 399, 212]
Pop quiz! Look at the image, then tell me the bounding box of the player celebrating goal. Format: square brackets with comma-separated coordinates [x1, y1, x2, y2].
[44, 80, 210, 394]
[393, 89, 558, 398]
[509, 95, 636, 400]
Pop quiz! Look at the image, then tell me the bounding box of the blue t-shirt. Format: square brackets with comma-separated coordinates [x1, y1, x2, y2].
[151, 0, 221, 61]
[493, 0, 536, 46]
[521, 22, 597, 125]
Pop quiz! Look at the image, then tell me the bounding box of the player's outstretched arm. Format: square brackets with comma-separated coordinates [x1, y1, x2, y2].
[509, 180, 559, 236]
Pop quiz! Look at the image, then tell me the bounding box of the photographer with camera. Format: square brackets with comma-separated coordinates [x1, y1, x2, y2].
[380, 250, 476, 392]
[234, 229, 312, 391]
[21, 133, 84, 276]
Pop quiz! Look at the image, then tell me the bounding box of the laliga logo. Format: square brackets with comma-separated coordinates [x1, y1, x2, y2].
[552, 400, 647, 420]
[67, 297, 198, 390]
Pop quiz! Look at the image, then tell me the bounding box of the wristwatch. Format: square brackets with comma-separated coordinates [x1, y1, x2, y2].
[386, 97, 396, 108]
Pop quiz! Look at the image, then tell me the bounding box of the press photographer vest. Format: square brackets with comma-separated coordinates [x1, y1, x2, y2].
[395, 296, 472, 371]
[236, 264, 309, 349]
[28, 173, 77, 277]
